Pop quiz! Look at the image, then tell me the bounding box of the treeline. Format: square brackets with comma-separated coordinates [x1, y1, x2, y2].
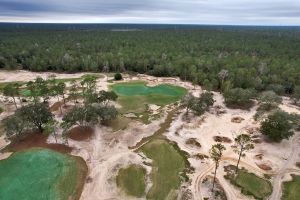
[0, 28, 300, 97]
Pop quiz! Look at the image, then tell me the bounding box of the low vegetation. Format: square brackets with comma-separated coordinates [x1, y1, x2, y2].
[282, 175, 300, 200]
[0, 148, 87, 200]
[111, 81, 187, 114]
[140, 139, 187, 200]
[225, 166, 272, 200]
[117, 164, 146, 197]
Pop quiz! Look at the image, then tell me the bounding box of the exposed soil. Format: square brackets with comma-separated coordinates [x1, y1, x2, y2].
[253, 139, 263, 144]
[193, 153, 209, 160]
[231, 116, 245, 123]
[50, 101, 64, 112]
[255, 154, 263, 160]
[256, 163, 272, 171]
[213, 136, 232, 143]
[186, 138, 201, 148]
[67, 126, 94, 141]
[6, 132, 72, 154]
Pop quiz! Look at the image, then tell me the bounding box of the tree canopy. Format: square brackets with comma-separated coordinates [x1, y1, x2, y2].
[260, 111, 294, 142]
[0, 26, 299, 98]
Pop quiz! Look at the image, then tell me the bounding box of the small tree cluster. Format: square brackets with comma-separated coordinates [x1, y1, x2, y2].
[260, 111, 294, 142]
[181, 92, 214, 116]
[224, 88, 256, 109]
[254, 90, 282, 121]
[4, 102, 53, 140]
[3, 74, 118, 144]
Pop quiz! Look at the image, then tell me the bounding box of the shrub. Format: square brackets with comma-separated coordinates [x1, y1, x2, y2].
[114, 73, 123, 81]
[261, 111, 293, 142]
[224, 88, 256, 109]
[258, 91, 282, 104]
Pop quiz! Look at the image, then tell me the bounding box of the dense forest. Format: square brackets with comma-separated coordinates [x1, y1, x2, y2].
[0, 24, 300, 97]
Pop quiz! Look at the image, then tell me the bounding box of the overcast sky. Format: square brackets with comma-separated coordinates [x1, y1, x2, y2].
[0, 0, 300, 25]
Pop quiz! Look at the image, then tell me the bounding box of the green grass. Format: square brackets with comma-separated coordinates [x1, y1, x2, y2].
[0, 74, 104, 95]
[111, 81, 187, 114]
[228, 169, 272, 200]
[0, 81, 25, 90]
[140, 139, 186, 200]
[105, 115, 132, 131]
[0, 148, 87, 200]
[282, 175, 300, 200]
[116, 164, 146, 197]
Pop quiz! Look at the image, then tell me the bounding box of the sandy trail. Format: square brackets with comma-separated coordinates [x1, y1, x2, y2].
[268, 133, 300, 200]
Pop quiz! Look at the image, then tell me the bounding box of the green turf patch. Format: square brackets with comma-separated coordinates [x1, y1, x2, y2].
[140, 139, 187, 200]
[111, 81, 187, 114]
[282, 175, 300, 200]
[117, 164, 146, 197]
[225, 167, 272, 200]
[105, 115, 132, 131]
[0, 148, 87, 200]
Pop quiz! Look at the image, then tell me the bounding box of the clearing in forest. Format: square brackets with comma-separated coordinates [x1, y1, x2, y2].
[0, 148, 87, 200]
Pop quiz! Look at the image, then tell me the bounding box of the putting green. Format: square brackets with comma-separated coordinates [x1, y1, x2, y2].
[112, 82, 186, 97]
[0, 148, 87, 200]
[111, 81, 187, 113]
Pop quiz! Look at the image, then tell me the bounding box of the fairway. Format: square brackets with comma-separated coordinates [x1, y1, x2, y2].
[0, 148, 87, 200]
[282, 175, 300, 200]
[111, 81, 187, 113]
[140, 139, 186, 200]
[117, 164, 146, 197]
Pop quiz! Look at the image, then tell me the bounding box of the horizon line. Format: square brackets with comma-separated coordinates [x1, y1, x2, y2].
[1, 22, 300, 27]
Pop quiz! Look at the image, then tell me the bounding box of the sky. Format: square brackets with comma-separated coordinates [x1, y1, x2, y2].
[0, 0, 300, 25]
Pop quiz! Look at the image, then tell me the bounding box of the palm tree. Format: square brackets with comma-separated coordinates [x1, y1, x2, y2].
[210, 143, 226, 192]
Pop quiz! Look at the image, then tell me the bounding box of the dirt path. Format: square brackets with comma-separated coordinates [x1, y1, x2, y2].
[268, 133, 300, 200]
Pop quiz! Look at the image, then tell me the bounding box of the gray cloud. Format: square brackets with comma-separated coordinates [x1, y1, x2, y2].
[0, 0, 299, 25]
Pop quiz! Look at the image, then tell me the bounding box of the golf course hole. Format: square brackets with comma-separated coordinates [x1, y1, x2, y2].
[0, 148, 87, 200]
[111, 81, 187, 114]
[140, 139, 188, 200]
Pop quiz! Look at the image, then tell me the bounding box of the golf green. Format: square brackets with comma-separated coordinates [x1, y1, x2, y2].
[0, 148, 87, 200]
[112, 82, 186, 97]
[111, 81, 187, 113]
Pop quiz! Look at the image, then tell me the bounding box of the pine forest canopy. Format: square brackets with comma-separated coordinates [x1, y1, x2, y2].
[0, 24, 300, 96]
